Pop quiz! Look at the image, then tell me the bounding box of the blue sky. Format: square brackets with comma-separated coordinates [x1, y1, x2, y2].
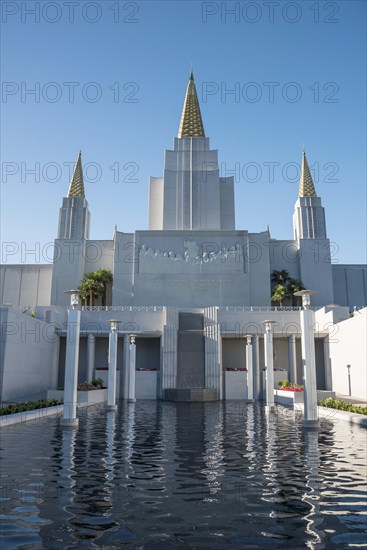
[1, 0, 366, 264]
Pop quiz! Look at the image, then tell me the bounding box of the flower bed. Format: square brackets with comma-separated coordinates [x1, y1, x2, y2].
[225, 368, 247, 372]
[282, 386, 304, 393]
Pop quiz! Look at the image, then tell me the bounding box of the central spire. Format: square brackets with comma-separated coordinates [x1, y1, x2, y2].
[299, 150, 317, 197]
[178, 70, 205, 138]
[67, 151, 85, 198]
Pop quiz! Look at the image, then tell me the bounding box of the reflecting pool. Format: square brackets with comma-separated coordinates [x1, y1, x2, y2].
[1, 402, 366, 549]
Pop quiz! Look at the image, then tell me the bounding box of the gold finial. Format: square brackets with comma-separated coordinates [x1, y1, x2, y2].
[299, 150, 317, 197]
[178, 71, 205, 138]
[67, 151, 85, 198]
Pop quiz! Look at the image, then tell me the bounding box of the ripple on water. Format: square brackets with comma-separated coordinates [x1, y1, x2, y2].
[0, 401, 366, 549]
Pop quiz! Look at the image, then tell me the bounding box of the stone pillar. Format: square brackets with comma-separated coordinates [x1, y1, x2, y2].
[107, 320, 120, 411]
[61, 290, 84, 428]
[218, 331, 223, 400]
[204, 307, 221, 394]
[288, 334, 297, 385]
[122, 334, 130, 399]
[323, 337, 332, 391]
[128, 335, 136, 402]
[263, 320, 276, 409]
[295, 290, 319, 428]
[246, 335, 254, 401]
[161, 325, 177, 392]
[86, 334, 95, 382]
[253, 335, 261, 400]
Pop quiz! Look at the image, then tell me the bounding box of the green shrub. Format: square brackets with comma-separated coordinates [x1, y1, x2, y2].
[278, 379, 290, 388]
[320, 397, 367, 415]
[0, 399, 63, 416]
[92, 378, 104, 389]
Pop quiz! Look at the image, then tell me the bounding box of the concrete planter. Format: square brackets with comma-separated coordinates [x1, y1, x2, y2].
[274, 389, 304, 406]
[47, 389, 108, 404]
[225, 371, 247, 400]
[274, 389, 336, 406]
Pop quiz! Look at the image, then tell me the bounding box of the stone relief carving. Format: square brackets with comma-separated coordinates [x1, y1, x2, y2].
[139, 241, 244, 274]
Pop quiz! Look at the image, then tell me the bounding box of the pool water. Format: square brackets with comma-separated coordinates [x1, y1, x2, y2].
[1, 401, 366, 549]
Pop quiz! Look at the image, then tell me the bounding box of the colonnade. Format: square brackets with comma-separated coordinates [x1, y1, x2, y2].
[61, 291, 320, 429]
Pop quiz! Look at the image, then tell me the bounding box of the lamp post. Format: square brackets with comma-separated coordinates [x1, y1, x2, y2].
[245, 335, 254, 401]
[107, 320, 121, 411]
[61, 290, 85, 428]
[263, 320, 277, 409]
[347, 364, 351, 396]
[129, 334, 137, 402]
[294, 290, 318, 428]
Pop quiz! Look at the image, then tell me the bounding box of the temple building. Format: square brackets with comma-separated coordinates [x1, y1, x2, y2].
[1, 72, 366, 403]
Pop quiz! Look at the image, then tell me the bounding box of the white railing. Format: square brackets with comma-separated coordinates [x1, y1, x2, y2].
[218, 306, 319, 312]
[80, 306, 164, 312]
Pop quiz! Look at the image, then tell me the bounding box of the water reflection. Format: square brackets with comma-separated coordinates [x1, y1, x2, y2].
[0, 402, 366, 549]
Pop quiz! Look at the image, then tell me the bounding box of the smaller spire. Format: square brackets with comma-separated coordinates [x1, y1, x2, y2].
[67, 151, 85, 198]
[299, 150, 317, 197]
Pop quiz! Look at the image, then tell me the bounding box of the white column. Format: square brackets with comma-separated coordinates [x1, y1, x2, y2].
[122, 334, 130, 399]
[288, 334, 297, 385]
[86, 334, 95, 382]
[253, 335, 261, 400]
[246, 335, 254, 401]
[263, 321, 276, 409]
[107, 320, 120, 410]
[61, 290, 84, 428]
[218, 330, 223, 400]
[323, 337, 332, 391]
[295, 290, 319, 428]
[128, 335, 136, 402]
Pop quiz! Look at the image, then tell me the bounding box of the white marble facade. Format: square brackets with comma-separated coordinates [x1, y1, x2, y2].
[1, 72, 366, 403]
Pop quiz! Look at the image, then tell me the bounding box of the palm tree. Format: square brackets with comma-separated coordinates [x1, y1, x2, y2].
[95, 269, 113, 306]
[271, 284, 288, 308]
[271, 270, 290, 286]
[78, 272, 103, 306]
[288, 278, 305, 306]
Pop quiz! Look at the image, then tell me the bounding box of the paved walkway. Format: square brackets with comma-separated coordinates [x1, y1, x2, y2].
[335, 394, 367, 406]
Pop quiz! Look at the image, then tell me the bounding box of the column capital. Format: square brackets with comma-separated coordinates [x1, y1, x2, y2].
[288, 334, 296, 342]
[262, 320, 277, 332]
[294, 289, 317, 309]
[87, 333, 95, 342]
[244, 335, 252, 345]
[129, 334, 136, 345]
[107, 319, 121, 333]
[64, 289, 85, 309]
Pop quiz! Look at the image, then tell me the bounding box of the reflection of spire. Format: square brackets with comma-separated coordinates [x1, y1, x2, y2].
[67, 151, 85, 197]
[299, 151, 317, 197]
[178, 70, 205, 138]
